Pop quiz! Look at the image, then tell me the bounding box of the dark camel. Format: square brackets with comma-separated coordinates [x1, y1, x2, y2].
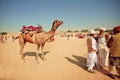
[18, 20, 63, 63]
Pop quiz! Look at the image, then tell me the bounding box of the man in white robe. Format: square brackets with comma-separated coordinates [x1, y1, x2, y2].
[97, 27, 109, 68]
[87, 29, 98, 73]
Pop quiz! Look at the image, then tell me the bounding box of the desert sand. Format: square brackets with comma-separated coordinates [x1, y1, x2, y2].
[0, 36, 119, 80]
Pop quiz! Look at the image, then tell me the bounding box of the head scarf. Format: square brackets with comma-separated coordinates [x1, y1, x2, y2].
[113, 26, 120, 34]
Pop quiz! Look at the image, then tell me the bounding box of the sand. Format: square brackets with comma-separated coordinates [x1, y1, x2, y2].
[0, 36, 119, 80]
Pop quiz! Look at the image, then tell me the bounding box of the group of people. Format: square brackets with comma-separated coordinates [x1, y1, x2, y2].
[0, 35, 7, 43]
[0, 34, 17, 43]
[86, 26, 120, 79]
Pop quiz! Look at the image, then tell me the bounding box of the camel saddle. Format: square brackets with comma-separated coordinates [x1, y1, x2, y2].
[20, 25, 42, 33]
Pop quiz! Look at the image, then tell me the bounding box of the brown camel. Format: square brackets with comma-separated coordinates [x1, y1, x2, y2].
[18, 20, 63, 63]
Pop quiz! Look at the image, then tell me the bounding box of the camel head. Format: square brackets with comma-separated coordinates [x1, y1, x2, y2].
[52, 20, 63, 30]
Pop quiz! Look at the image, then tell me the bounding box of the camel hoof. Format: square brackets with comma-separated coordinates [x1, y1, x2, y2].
[19, 53, 22, 55]
[23, 59, 26, 64]
[23, 61, 26, 64]
[35, 61, 39, 64]
[42, 58, 46, 61]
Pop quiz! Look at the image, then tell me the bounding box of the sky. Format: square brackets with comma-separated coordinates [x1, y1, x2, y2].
[0, 0, 120, 32]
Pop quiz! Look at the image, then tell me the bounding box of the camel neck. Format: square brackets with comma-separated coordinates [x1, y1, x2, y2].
[48, 27, 57, 34]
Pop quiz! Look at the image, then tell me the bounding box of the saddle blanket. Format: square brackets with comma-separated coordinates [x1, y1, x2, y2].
[21, 26, 39, 31]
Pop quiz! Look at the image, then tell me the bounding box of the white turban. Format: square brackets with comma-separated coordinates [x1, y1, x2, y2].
[88, 29, 95, 34]
[99, 27, 106, 31]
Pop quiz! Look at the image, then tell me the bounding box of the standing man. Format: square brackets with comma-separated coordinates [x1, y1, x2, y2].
[107, 26, 120, 78]
[97, 27, 109, 69]
[87, 29, 98, 73]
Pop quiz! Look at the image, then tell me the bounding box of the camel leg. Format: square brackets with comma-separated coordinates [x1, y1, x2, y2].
[20, 43, 26, 62]
[41, 42, 46, 61]
[35, 45, 40, 64]
[19, 35, 26, 63]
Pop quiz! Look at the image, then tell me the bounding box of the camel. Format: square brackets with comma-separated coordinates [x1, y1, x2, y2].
[18, 20, 63, 63]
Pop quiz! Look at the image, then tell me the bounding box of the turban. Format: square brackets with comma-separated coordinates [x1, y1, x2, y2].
[88, 29, 95, 34]
[99, 27, 106, 31]
[113, 26, 120, 34]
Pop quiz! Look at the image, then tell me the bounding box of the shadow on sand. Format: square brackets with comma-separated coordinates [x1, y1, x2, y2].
[23, 51, 50, 59]
[65, 55, 120, 79]
[65, 55, 87, 70]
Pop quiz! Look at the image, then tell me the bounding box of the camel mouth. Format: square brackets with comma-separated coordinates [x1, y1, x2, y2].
[60, 21, 63, 24]
[58, 20, 63, 26]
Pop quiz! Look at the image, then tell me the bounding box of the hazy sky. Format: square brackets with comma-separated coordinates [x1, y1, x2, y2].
[0, 0, 120, 32]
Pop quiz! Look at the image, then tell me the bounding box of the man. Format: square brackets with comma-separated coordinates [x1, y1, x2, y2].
[87, 29, 98, 73]
[97, 27, 109, 68]
[107, 26, 120, 79]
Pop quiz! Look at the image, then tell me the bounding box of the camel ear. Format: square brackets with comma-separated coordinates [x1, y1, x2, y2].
[23, 26, 26, 28]
[54, 19, 58, 22]
[60, 21, 63, 24]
